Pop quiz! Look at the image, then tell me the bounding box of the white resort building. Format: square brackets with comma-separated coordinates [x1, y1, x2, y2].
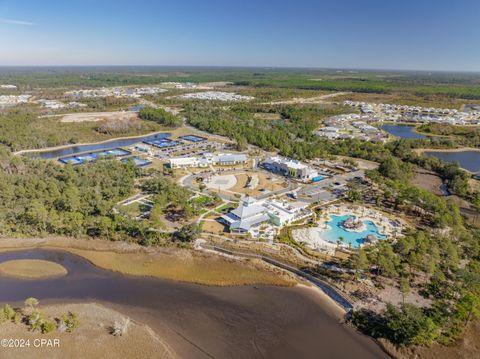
[220, 197, 271, 234]
[263, 156, 320, 182]
[168, 153, 248, 169]
[220, 197, 311, 234]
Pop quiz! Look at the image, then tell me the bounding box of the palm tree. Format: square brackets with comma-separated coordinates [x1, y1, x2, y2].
[24, 297, 39, 310]
[337, 236, 344, 249]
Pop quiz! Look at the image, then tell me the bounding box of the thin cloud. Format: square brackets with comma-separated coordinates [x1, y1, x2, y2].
[0, 18, 37, 26]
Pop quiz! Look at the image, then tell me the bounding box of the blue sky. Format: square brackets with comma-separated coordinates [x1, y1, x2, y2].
[0, 0, 479, 71]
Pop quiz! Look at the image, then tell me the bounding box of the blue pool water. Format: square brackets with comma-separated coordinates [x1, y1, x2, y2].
[321, 214, 387, 248]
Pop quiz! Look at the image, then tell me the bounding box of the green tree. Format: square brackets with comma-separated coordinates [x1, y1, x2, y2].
[384, 303, 438, 346]
[174, 223, 202, 242]
[24, 297, 39, 310]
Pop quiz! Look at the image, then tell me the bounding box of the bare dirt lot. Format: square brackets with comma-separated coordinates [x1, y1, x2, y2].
[60, 111, 137, 123]
[410, 169, 444, 196]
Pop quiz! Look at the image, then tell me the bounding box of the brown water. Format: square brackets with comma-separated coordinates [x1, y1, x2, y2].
[0, 249, 388, 359]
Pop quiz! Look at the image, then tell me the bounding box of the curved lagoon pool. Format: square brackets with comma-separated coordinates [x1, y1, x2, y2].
[321, 214, 388, 248]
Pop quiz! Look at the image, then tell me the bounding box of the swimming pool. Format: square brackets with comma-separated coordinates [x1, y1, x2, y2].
[320, 214, 387, 248]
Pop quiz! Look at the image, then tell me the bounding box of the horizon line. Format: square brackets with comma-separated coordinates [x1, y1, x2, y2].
[0, 64, 479, 74]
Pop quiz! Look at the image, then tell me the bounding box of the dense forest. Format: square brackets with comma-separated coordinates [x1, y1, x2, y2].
[349, 169, 480, 346]
[138, 107, 182, 127]
[0, 146, 200, 245]
[2, 67, 480, 99]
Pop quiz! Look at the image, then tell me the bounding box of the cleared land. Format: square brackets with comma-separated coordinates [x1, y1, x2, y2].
[261, 91, 349, 105]
[60, 111, 137, 123]
[0, 259, 67, 279]
[411, 170, 444, 196]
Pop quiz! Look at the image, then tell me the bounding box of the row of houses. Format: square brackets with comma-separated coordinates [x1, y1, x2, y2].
[316, 114, 387, 142]
[0, 95, 31, 107]
[220, 197, 311, 234]
[168, 153, 248, 168]
[344, 100, 480, 124]
[37, 99, 87, 110]
[344, 101, 462, 115]
[180, 91, 254, 102]
[65, 87, 166, 99]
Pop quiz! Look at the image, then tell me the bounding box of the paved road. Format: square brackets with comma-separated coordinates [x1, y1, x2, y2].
[297, 169, 364, 203]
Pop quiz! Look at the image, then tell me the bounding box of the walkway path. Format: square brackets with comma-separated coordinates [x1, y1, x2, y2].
[195, 239, 354, 311]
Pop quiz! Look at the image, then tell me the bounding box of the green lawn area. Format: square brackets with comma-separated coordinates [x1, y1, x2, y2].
[121, 202, 152, 217]
[217, 203, 237, 213]
[191, 194, 213, 206]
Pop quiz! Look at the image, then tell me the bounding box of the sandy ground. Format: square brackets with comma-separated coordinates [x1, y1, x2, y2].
[59, 111, 138, 123]
[0, 259, 67, 279]
[336, 156, 379, 170]
[201, 220, 227, 234]
[0, 303, 174, 359]
[411, 169, 444, 196]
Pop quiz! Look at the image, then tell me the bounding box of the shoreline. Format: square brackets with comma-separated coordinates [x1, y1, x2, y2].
[295, 283, 346, 318]
[0, 237, 350, 314]
[416, 147, 480, 174]
[416, 146, 480, 154]
[0, 237, 296, 287]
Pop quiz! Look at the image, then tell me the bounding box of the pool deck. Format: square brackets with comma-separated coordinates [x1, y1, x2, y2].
[293, 204, 405, 252]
